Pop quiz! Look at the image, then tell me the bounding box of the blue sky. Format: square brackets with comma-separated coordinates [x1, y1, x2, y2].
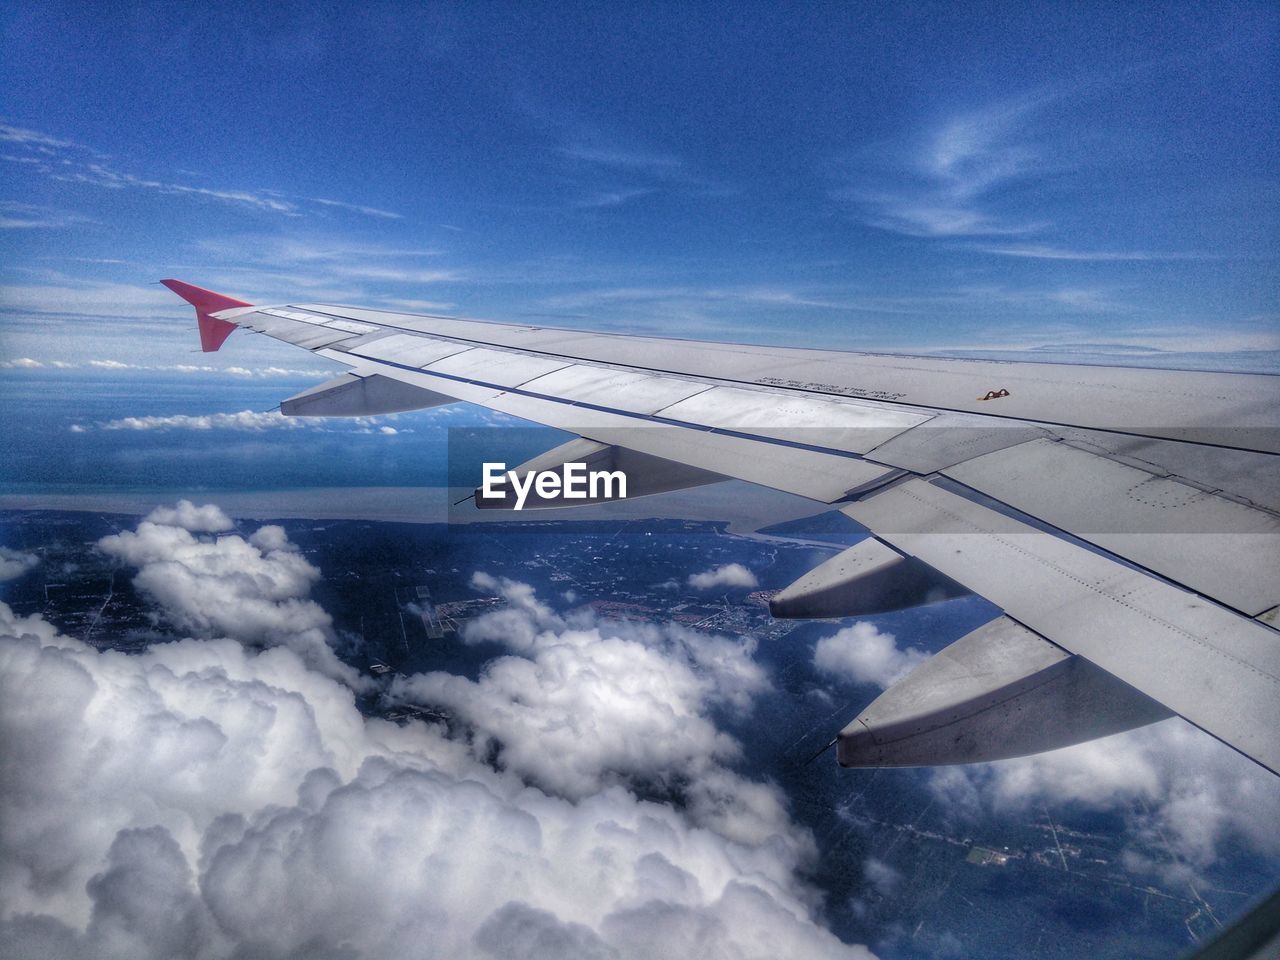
[1, 1, 1276, 370]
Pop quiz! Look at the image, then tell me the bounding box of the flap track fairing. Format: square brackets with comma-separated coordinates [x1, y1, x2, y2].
[280, 372, 454, 417]
[770, 537, 970, 619]
[838, 616, 1173, 767]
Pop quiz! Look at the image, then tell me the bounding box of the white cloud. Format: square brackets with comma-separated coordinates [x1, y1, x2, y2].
[812, 622, 926, 689]
[687, 563, 758, 591]
[0, 201, 94, 229]
[558, 143, 684, 171]
[3, 359, 334, 378]
[54, 162, 299, 214]
[190, 235, 461, 294]
[0, 547, 39, 581]
[97, 508, 366, 689]
[392, 576, 787, 848]
[88, 409, 413, 433]
[142, 500, 235, 533]
[100, 410, 305, 432]
[970, 243, 1207, 261]
[0, 279, 180, 319]
[0, 122, 83, 152]
[0, 520, 873, 959]
[839, 100, 1048, 239]
[333, 264, 460, 284]
[3, 122, 400, 222]
[379, 298, 456, 312]
[926, 721, 1280, 881]
[310, 197, 403, 219]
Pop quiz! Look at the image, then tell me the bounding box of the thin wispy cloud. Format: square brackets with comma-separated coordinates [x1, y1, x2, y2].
[189, 235, 463, 295]
[310, 197, 404, 220]
[556, 142, 685, 172]
[2, 120, 401, 221]
[336, 264, 460, 284]
[539, 284, 922, 315]
[837, 100, 1050, 238]
[0, 277, 180, 319]
[971, 243, 1212, 261]
[532, 108, 730, 208]
[0, 201, 96, 229]
[573, 187, 656, 209]
[380, 297, 456, 312]
[919, 324, 1280, 357]
[950, 283, 1132, 314]
[0, 121, 104, 157]
[55, 162, 299, 213]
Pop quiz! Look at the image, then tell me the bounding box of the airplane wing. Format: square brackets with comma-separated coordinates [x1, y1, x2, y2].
[161, 279, 1280, 774]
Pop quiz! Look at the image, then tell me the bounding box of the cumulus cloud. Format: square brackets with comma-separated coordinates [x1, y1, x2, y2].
[0, 547, 39, 581]
[99, 410, 307, 432]
[812, 622, 926, 689]
[142, 500, 235, 533]
[2, 359, 332, 378]
[392, 575, 790, 849]
[687, 563, 758, 591]
[0, 578, 870, 959]
[85, 409, 409, 433]
[97, 506, 366, 689]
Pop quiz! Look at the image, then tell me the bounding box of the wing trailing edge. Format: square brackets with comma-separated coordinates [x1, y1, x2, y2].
[280, 372, 454, 417]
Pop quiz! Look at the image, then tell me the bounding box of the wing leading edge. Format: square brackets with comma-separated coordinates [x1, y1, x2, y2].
[162, 280, 1280, 774]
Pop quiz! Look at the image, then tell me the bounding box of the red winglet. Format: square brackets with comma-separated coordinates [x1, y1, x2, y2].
[160, 279, 253, 353]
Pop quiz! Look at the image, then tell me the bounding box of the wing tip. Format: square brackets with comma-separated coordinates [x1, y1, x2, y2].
[160, 279, 252, 352]
[159, 278, 253, 312]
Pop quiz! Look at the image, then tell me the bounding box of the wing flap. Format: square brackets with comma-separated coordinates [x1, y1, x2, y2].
[942, 437, 1280, 615]
[843, 478, 1280, 773]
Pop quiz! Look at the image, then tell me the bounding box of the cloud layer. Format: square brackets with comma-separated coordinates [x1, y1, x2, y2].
[0, 507, 870, 960]
[927, 720, 1280, 884]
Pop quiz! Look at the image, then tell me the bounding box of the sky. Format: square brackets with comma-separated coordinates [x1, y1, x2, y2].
[1, 1, 1277, 371]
